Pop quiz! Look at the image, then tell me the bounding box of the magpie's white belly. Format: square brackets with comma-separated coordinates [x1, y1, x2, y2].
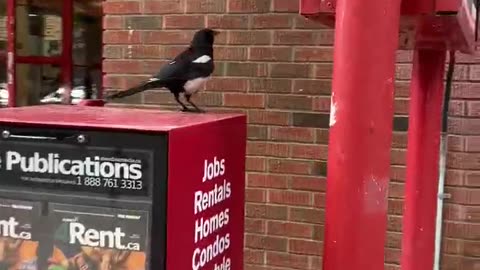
[184, 77, 209, 94]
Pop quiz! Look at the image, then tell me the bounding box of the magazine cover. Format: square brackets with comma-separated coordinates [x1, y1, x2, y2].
[47, 204, 149, 270]
[0, 198, 41, 270]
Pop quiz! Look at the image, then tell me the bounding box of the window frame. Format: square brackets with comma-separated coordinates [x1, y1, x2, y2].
[5, 0, 103, 107]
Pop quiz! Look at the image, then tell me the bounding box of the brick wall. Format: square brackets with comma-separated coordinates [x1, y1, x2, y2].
[102, 0, 480, 269]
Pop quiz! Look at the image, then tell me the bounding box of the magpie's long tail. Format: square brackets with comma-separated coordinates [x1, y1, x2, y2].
[105, 79, 162, 100]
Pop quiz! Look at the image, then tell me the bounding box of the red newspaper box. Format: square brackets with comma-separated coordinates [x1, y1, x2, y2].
[0, 105, 246, 270]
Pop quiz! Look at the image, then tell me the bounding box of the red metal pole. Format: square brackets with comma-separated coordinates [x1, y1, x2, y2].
[400, 49, 447, 270]
[322, 0, 401, 269]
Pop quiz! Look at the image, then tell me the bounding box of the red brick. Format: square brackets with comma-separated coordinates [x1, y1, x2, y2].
[228, 0, 271, 13]
[274, 30, 317, 45]
[143, 30, 193, 44]
[388, 182, 405, 199]
[446, 169, 465, 186]
[103, 16, 124, 29]
[266, 252, 309, 269]
[388, 199, 404, 215]
[465, 136, 480, 152]
[448, 118, 480, 135]
[465, 172, 480, 187]
[104, 75, 149, 89]
[103, 60, 143, 74]
[244, 249, 265, 264]
[295, 16, 327, 29]
[387, 215, 403, 232]
[445, 187, 480, 204]
[272, 0, 299, 12]
[396, 50, 413, 62]
[245, 218, 266, 233]
[103, 30, 142, 44]
[249, 47, 292, 61]
[310, 256, 323, 269]
[247, 142, 289, 157]
[315, 129, 330, 144]
[289, 207, 324, 224]
[385, 248, 401, 264]
[314, 63, 333, 78]
[215, 46, 248, 61]
[224, 93, 265, 108]
[248, 125, 268, 140]
[294, 47, 333, 62]
[291, 144, 328, 160]
[142, 60, 169, 74]
[469, 64, 480, 81]
[207, 15, 249, 29]
[267, 221, 314, 239]
[289, 239, 322, 255]
[252, 14, 292, 29]
[143, 1, 184, 14]
[449, 100, 466, 116]
[448, 152, 480, 170]
[161, 46, 188, 58]
[248, 110, 290, 126]
[270, 127, 315, 143]
[270, 63, 311, 78]
[228, 31, 272, 45]
[103, 45, 123, 59]
[314, 193, 326, 208]
[395, 81, 410, 97]
[246, 188, 266, 203]
[391, 148, 407, 165]
[394, 98, 409, 114]
[290, 176, 326, 192]
[268, 159, 312, 175]
[249, 78, 292, 93]
[452, 82, 480, 99]
[268, 95, 313, 110]
[246, 156, 266, 172]
[293, 80, 331, 95]
[467, 101, 480, 116]
[245, 203, 288, 220]
[391, 132, 408, 148]
[205, 77, 248, 92]
[245, 234, 288, 252]
[226, 63, 268, 77]
[247, 173, 289, 189]
[268, 190, 312, 206]
[313, 96, 331, 112]
[125, 45, 162, 59]
[103, 1, 141, 14]
[186, 0, 226, 13]
[164, 15, 205, 29]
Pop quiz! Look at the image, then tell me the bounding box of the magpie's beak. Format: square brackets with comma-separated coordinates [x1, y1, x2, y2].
[213, 30, 220, 36]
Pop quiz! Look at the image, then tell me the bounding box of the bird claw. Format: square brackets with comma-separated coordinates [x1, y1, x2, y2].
[180, 107, 193, 112]
[180, 107, 205, 113]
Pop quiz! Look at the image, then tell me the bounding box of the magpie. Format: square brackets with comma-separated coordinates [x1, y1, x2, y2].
[105, 28, 219, 113]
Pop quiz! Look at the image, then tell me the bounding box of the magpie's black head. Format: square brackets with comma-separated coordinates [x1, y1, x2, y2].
[190, 28, 220, 48]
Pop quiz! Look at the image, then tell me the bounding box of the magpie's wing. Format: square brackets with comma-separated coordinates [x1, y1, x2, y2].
[153, 47, 195, 81]
[106, 48, 194, 100]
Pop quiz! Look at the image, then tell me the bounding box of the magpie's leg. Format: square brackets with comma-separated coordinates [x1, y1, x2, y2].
[173, 92, 191, 112]
[185, 94, 205, 113]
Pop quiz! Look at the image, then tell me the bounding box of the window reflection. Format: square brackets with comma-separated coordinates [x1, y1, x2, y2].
[15, 0, 63, 57]
[16, 64, 61, 106]
[0, 1, 6, 107]
[72, 0, 102, 102]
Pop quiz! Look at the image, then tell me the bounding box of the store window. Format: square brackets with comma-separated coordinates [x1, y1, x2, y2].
[0, 1, 7, 107]
[0, 0, 102, 107]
